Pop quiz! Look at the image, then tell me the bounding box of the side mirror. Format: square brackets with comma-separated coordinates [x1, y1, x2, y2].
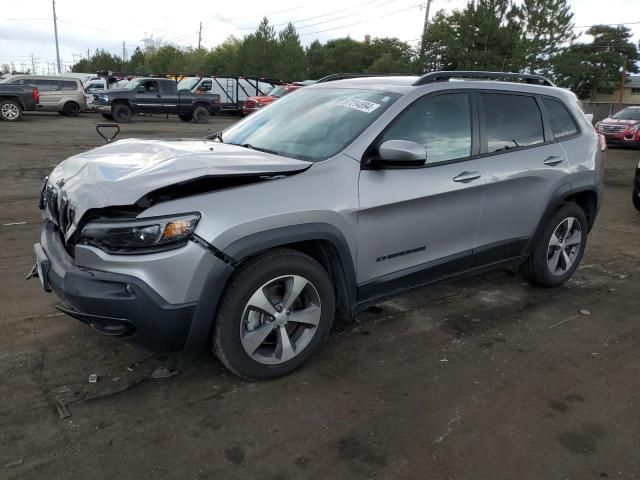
[374, 140, 426, 167]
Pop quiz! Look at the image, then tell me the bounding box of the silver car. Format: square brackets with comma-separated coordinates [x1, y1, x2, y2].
[32, 71, 604, 379]
[6, 75, 86, 116]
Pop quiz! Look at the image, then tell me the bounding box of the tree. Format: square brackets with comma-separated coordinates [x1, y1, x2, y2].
[277, 23, 306, 81]
[144, 45, 185, 73]
[205, 36, 242, 74]
[551, 25, 640, 98]
[306, 40, 325, 79]
[237, 17, 279, 77]
[365, 38, 415, 73]
[518, 0, 576, 74]
[420, 0, 525, 73]
[127, 47, 146, 74]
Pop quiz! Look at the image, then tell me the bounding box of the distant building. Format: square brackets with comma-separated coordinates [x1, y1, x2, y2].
[588, 75, 640, 106]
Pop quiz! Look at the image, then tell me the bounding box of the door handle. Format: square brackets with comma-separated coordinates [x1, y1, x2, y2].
[156, 94, 162, 98]
[543, 155, 565, 166]
[453, 171, 482, 183]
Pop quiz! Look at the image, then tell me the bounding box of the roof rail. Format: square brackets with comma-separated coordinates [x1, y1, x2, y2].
[315, 73, 414, 83]
[413, 71, 554, 87]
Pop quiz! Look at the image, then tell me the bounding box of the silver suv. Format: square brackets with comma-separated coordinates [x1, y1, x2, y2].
[32, 71, 604, 380]
[6, 75, 86, 116]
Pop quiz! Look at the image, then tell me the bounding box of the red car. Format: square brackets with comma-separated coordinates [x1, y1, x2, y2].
[596, 106, 640, 148]
[242, 84, 302, 115]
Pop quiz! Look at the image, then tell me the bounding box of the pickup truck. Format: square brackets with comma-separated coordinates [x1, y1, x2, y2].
[93, 77, 221, 124]
[0, 83, 39, 121]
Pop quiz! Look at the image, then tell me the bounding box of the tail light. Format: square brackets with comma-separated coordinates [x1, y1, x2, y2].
[33, 87, 40, 103]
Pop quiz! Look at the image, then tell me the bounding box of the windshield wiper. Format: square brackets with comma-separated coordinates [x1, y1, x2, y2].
[230, 143, 280, 156]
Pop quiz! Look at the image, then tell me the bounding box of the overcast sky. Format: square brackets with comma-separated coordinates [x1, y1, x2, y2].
[1, 0, 638, 73]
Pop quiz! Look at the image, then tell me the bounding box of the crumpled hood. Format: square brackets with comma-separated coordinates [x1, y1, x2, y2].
[45, 138, 311, 239]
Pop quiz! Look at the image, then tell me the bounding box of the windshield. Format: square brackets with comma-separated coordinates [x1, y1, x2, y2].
[177, 77, 201, 92]
[612, 108, 640, 120]
[269, 86, 288, 97]
[125, 79, 143, 90]
[222, 88, 400, 162]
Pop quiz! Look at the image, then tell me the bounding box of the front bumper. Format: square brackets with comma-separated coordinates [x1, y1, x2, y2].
[35, 221, 233, 352]
[599, 131, 640, 146]
[95, 105, 112, 113]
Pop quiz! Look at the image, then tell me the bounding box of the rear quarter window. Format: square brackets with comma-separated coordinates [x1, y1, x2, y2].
[542, 97, 579, 139]
[60, 80, 79, 91]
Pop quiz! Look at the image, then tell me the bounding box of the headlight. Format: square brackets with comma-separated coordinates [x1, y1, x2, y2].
[79, 213, 200, 254]
[98, 94, 109, 102]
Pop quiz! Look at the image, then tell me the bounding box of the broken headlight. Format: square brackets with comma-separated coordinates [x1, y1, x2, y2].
[79, 213, 200, 253]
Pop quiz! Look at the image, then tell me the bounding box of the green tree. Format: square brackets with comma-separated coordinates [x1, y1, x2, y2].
[127, 47, 146, 74]
[144, 45, 185, 73]
[306, 40, 325, 79]
[205, 36, 242, 74]
[365, 38, 415, 73]
[551, 25, 640, 98]
[518, 0, 576, 74]
[237, 17, 279, 77]
[277, 23, 306, 81]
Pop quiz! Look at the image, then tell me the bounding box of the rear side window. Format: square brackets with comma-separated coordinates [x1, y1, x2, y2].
[35, 79, 61, 92]
[60, 80, 79, 91]
[10, 79, 24, 85]
[381, 93, 472, 164]
[542, 98, 578, 139]
[481, 93, 544, 153]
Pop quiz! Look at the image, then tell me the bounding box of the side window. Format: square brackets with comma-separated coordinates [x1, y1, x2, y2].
[35, 79, 61, 92]
[381, 93, 472, 164]
[542, 97, 579, 139]
[198, 80, 212, 91]
[60, 80, 79, 91]
[141, 80, 159, 92]
[481, 93, 544, 153]
[10, 79, 24, 85]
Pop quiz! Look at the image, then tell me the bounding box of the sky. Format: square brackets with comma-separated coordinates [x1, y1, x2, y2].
[1, 0, 639, 74]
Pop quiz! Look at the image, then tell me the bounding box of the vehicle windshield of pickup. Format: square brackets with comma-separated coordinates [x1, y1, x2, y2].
[269, 85, 289, 97]
[611, 107, 640, 120]
[177, 77, 200, 91]
[222, 88, 400, 162]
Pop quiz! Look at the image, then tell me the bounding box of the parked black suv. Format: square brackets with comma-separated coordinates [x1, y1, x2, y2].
[94, 77, 220, 123]
[0, 83, 39, 121]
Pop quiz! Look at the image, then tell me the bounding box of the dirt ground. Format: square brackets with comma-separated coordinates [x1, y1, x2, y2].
[1, 112, 640, 480]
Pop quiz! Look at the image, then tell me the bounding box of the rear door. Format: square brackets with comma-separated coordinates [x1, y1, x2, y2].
[34, 79, 63, 109]
[160, 80, 180, 113]
[133, 80, 163, 113]
[474, 92, 570, 260]
[357, 91, 486, 288]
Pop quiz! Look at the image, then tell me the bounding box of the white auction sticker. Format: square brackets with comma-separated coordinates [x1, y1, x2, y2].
[337, 97, 381, 113]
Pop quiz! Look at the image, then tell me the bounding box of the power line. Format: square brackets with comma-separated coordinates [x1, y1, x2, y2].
[295, 0, 400, 30]
[299, 3, 423, 36]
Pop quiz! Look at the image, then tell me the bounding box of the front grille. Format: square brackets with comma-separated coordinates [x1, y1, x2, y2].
[599, 124, 626, 134]
[244, 100, 256, 108]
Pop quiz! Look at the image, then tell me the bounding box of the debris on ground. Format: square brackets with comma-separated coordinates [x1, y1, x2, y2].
[3, 221, 27, 226]
[151, 367, 179, 380]
[53, 399, 71, 419]
[439, 358, 449, 363]
[88, 374, 98, 383]
[580, 309, 591, 316]
[4, 458, 24, 469]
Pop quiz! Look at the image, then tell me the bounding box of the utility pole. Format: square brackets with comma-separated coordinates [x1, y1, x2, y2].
[87, 48, 90, 60]
[418, 0, 432, 69]
[198, 21, 203, 49]
[31, 54, 36, 74]
[52, 0, 62, 74]
[122, 41, 126, 64]
[617, 59, 627, 111]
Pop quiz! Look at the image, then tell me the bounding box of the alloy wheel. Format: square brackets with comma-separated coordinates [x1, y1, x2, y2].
[240, 275, 322, 365]
[1, 103, 19, 120]
[547, 217, 582, 276]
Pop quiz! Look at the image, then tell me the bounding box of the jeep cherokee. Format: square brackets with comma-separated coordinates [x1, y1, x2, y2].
[32, 71, 604, 380]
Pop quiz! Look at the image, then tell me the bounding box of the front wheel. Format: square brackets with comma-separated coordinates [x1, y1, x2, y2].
[213, 248, 336, 380]
[0, 100, 23, 121]
[633, 188, 640, 211]
[112, 104, 132, 123]
[521, 203, 588, 287]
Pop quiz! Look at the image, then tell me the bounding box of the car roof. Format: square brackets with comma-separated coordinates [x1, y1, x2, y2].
[310, 74, 574, 101]
[10, 75, 80, 82]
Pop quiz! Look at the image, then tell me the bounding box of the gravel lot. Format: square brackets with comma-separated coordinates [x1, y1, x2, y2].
[1, 112, 639, 480]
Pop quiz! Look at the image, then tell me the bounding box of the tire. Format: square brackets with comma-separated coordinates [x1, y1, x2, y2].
[633, 188, 640, 211]
[0, 99, 23, 122]
[192, 105, 210, 124]
[178, 113, 193, 122]
[521, 202, 588, 287]
[112, 104, 132, 123]
[213, 248, 336, 380]
[62, 102, 80, 117]
[101, 113, 114, 121]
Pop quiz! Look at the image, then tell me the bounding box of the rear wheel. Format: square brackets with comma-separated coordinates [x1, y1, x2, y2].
[633, 188, 640, 211]
[112, 104, 132, 123]
[178, 113, 193, 122]
[213, 248, 336, 380]
[0, 100, 22, 121]
[521, 203, 588, 287]
[192, 105, 210, 124]
[62, 102, 80, 117]
[101, 113, 114, 121]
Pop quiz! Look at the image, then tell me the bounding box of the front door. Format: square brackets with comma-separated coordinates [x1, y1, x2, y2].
[133, 80, 163, 113]
[357, 92, 486, 292]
